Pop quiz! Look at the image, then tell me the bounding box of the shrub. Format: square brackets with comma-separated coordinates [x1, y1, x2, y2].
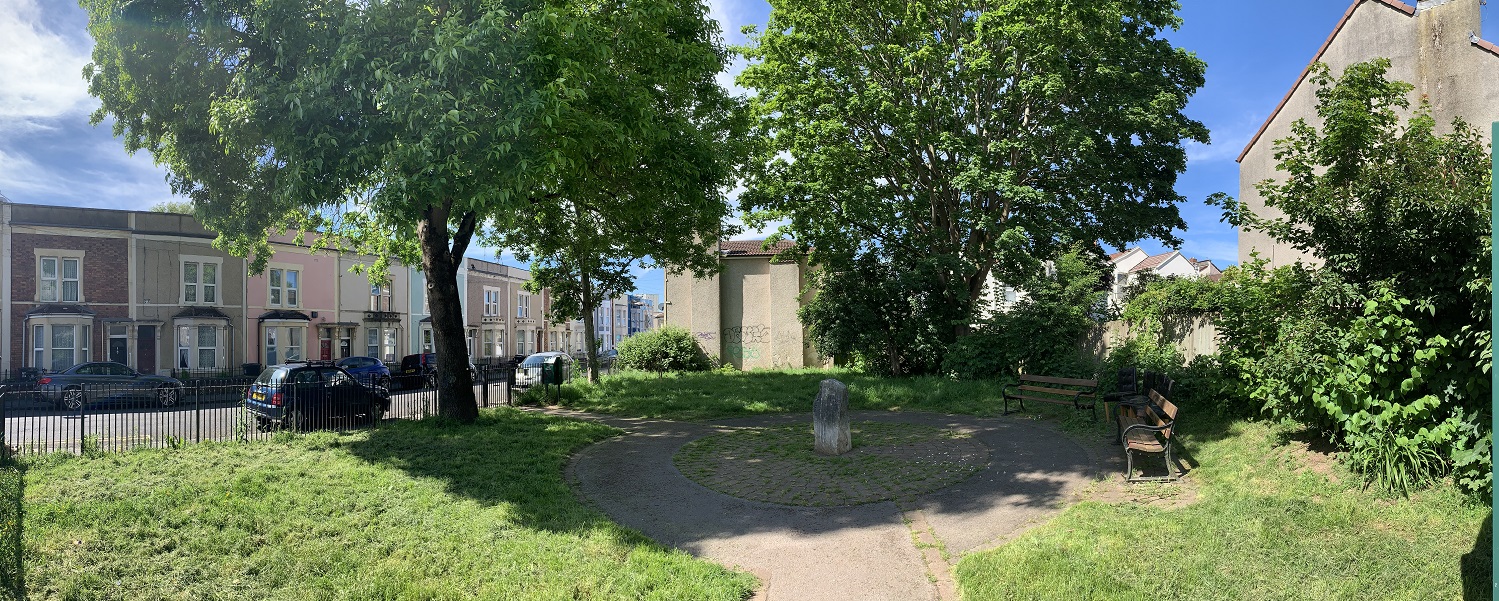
[615, 326, 710, 373]
[943, 243, 1107, 381]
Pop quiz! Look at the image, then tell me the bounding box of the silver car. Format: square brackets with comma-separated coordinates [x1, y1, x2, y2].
[37, 362, 185, 410]
[516, 352, 575, 388]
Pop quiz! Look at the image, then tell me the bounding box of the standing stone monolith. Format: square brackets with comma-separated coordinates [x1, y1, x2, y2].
[813, 379, 851, 455]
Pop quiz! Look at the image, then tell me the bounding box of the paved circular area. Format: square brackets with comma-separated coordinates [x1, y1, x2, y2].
[555, 409, 1109, 601]
[674, 421, 989, 506]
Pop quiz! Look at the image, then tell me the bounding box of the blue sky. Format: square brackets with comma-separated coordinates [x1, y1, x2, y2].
[1, 0, 1493, 298]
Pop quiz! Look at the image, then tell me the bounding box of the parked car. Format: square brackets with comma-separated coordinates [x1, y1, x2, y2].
[515, 352, 575, 389]
[36, 362, 184, 410]
[395, 353, 477, 389]
[336, 356, 392, 389]
[243, 361, 390, 431]
[0, 367, 44, 402]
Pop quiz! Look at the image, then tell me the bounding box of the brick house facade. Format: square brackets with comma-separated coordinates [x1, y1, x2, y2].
[0, 200, 587, 375]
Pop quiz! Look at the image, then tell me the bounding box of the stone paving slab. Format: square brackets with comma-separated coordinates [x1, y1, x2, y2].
[552, 409, 1105, 601]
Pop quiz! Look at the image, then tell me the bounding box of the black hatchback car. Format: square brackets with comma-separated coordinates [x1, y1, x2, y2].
[244, 361, 390, 431]
[395, 353, 478, 389]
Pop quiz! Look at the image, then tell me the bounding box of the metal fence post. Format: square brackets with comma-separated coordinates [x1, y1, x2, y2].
[77, 399, 85, 455]
[482, 366, 490, 408]
[194, 383, 202, 444]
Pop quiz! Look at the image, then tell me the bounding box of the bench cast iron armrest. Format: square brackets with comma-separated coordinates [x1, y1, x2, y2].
[1001, 382, 1018, 399]
[1121, 420, 1174, 439]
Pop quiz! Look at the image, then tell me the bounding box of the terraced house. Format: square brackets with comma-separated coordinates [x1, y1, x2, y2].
[0, 199, 581, 376]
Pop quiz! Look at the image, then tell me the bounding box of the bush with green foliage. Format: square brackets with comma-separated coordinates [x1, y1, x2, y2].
[614, 326, 710, 374]
[1109, 60, 1494, 498]
[942, 244, 1108, 381]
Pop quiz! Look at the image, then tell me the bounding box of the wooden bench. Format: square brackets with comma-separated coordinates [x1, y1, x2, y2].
[1119, 389, 1180, 482]
[1002, 375, 1099, 420]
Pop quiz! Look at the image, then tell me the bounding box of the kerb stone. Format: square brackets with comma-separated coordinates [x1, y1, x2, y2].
[813, 379, 851, 455]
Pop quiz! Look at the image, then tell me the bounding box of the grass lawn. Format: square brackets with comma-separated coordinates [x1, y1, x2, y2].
[954, 415, 1493, 601]
[17, 408, 755, 600]
[546, 368, 1038, 421]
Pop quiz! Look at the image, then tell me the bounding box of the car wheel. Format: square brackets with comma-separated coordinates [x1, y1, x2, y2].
[363, 404, 386, 426]
[287, 407, 312, 432]
[61, 387, 85, 411]
[157, 384, 180, 408]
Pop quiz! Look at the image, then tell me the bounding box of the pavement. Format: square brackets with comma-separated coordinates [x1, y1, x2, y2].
[550, 408, 1110, 601]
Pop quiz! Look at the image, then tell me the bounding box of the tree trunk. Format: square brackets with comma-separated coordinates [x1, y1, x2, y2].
[580, 270, 601, 384]
[418, 204, 479, 423]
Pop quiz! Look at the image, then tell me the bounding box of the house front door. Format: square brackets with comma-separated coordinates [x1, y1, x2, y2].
[136, 325, 156, 374]
[108, 337, 128, 365]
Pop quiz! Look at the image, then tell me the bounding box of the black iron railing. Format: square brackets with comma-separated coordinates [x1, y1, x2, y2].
[0, 364, 519, 456]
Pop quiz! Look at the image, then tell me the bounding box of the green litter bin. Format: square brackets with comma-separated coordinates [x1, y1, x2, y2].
[541, 357, 563, 385]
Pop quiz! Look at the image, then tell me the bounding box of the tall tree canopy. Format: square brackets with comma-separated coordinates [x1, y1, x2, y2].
[496, 0, 745, 382]
[83, 0, 736, 417]
[738, 0, 1207, 372]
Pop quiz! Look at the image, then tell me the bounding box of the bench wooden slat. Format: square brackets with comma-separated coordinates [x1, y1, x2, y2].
[1017, 385, 1092, 398]
[1125, 430, 1166, 452]
[1019, 375, 1098, 388]
[1009, 393, 1093, 406]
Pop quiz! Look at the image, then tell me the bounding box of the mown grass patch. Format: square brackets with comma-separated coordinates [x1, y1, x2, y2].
[955, 416, 1492, 601]
[21, 408, 756, 600]
[552, 368, 1085, 422]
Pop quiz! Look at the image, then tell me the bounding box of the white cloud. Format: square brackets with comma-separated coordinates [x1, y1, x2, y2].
[0, 129, 175, 210]
[706, 0, 756, 96]
[1184, 113, 1264, 164]
[0, 0, 96, 126]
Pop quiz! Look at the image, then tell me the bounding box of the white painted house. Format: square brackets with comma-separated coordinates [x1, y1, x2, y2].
[1107, 248, 1221, 308]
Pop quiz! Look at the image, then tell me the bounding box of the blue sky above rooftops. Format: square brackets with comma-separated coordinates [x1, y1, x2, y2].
[2, 0, 1493, 299]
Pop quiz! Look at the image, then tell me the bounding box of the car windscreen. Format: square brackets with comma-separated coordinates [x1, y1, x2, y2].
[520, 355, 549, 367]
[254, 368, 288, 386]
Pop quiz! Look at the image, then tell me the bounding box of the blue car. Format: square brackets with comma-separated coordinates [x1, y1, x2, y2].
[336, 356, 391, 389]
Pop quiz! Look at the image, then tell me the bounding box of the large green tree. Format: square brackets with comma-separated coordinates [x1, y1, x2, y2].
[496, 0, 745, 383]
[82, 0, 732, 418]
[738, 0, 1208, 371]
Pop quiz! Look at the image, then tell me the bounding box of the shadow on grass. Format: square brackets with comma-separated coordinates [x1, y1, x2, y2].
[343, 408, 640, 537]
[0, 464, 22, 600]
[1462, 510, 1493, 601]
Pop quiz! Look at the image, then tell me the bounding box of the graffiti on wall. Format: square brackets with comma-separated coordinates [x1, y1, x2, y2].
[724, 344, 762, 360]
[722, 325, 769, 345]
[694, 331, 716, 342]
[722, 325, 769, 362]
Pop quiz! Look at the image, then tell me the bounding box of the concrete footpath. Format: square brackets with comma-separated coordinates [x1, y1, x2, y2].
[544, 409, 1107, 601]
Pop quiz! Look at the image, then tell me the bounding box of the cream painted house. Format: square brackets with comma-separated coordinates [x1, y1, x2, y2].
[664, 240, 827, 370]
[1238, 0, 1499, 267]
